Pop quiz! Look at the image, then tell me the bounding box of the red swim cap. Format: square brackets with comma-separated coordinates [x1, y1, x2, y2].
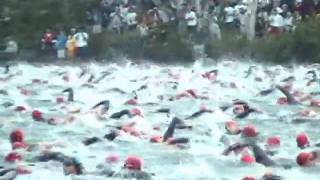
[106, 154, 120, 163]
[63, 75, 69, 82]
[5, 152, 22, 163]
[296, 133, 309, 148]
[150, 135, 162, 143]
[56, 97, 64, 103]
[125, 99, 138, 105]
[10, 129, 24, 144]
[243, 176, 256, 180]
[130, 108, 143, 117]
[32, 110, 43, 121]
[296, 152, 313, 166]
[277, 97, 288, 105]
[124, 156, 142, 170]
[267, 136, 280, 147]
[16, 167, 32, 175]
[241, 125, 258, 137]
[225, 120, 240, 134]
[12, 142, 27, 150]
[241, 154, 256, 164]
[15, 106, 26, 112]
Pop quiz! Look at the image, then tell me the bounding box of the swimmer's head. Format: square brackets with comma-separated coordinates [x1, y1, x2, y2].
[266, 136, 280, 147]
[5, 152, 22, 163]
[241, 125, 258, 138]
[296, 152, 315, 167]
[296, 133, 310, 149]
[32, 110, 43, 121]
[241, 154, 256, 164]
[130, 108, 143, 117]
[124, 156, 142, 171]
[10, 129, 24, 144]
[63, 159, 83, 175]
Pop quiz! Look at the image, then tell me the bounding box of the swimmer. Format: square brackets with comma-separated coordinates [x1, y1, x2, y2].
[185, 108, 213, 120]
[110, 108, 143, 119]
[276, 85, 299, 105]
[33, 152, 83, 175]
[62, 88, 74, 102]
[149, 117, 190, 146]
[92, 100, 110, 115]
[112, 156, 153, 179]
[296, 150, 320, 167]
[244, 65, 256, 78]
[223, 143, 276, 166]
[4, 64, 10, 74]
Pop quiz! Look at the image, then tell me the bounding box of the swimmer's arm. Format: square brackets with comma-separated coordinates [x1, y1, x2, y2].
[276, 85, 297, 104]
[222, 143, 249, 156]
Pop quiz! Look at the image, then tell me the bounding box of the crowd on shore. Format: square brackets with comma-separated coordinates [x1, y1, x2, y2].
[2, 0, 320, 60]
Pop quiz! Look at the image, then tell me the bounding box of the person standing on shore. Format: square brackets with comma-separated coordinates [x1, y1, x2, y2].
[67, 28, 77, 60]
[185, 6, 197, 41]
[56, 30, 67, 60]
[74, 27, 89, 59]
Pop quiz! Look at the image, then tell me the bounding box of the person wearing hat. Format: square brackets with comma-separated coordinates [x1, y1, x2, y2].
[112, 156, 152, 179]
[297, 150, 320, 167]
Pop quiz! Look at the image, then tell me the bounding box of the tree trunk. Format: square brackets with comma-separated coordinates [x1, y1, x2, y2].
[247, 0, 258, 40]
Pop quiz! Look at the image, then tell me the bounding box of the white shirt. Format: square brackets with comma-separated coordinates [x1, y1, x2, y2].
[126, 12, 137, 26]
[74, 32, 89, 47]
[225, 6, 235, 23]
[269, 14, 284, 27]
[185, 11, 197, 26]
[158, 10, 169, 23]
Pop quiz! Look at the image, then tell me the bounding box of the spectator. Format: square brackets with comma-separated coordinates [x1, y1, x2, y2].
[283, 11, 294, 32]
[301, 0, 316, 18]
[268, 8, 284, 36]
[67, 28, 77, 60]
[209, 15, 221, 40]
[185, 7, 197, 40]
[109, 7, 123, 34]
[176, 3, 188, 34]
[92, 9, 103, 34]
[126, 6, 138, 31]
[56, 30, 67, 60]
[147, 8, 161, 28]
[74, 27, 89, 59]
[224, 3, 236, 30]
[41, 28, 56, 50]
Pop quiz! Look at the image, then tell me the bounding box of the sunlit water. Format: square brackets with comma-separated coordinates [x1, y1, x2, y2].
[0, 59, 320, 180]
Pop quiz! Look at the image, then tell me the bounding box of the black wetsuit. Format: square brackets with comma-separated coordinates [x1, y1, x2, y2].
[83, 130, 119, 146]
[185, 109, 212, 120]
[35, 152, 83, 175]
[62, 88, 74, 102]
[94, 72, 111, 83]
[110, 110, 131, 119]
[155, 108, 170, 114]
[251, 144, 276, 167]
[276, 86, 298, 105]
[281, 76, 295, 82]
[92, 100, 110, 113]
[162, 117, 190, 144]
[235, 108, 257, 119]
[259, 89, 274, 96]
